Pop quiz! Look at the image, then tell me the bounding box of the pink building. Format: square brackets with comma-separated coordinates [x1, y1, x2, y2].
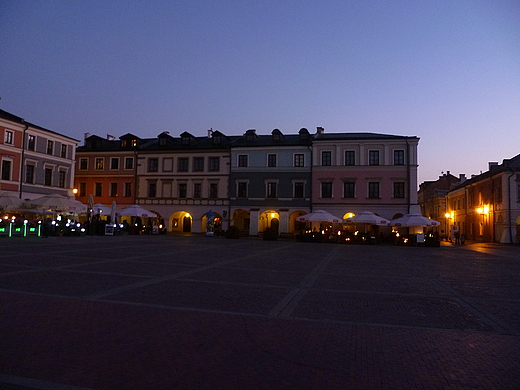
[311, 129, 420, 220]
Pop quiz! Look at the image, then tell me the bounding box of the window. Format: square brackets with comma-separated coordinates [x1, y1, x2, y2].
[47, 140, 54, 155]
[193, 183, 202, 198]
[79, 182, 87, 197]
[79, 158, 88, 170]
[368, 182, 380, 198]
[178, 183, 187, 198]
[321, 151, 331, 166]
[212, 134, 222, 145]
[181, 135, 190, 145]
[294, 154, 304, 167]
[178, 157, 189, 172]
[125, 157, 134, 170]
[193, 157, 204, 172]
[148, 182, 157, 198]
[344, 151, 355, 166]
[44, 168, 53, 186]
[1, 160, 12, 181]
[209, 183, 218, 198]
[95, 182, 103, 197]
[110, 158, 119, 170]
[343, 182, 355, 198]
[95, 158, 104, 170]
[321, 182, 333, 198]
[4, 130, 13, 144]
[369, 150, 379, 165]
[159, 137, 167, 146]
[209, 157, 220, 171]
[110, 182, 118, 197]
[27, 135, 35, 151]
[148, 158, 158, 172]
[58, 171, 66, 188]
[393, 182, 405, 198]
[294, 182, 304, 198]
[61, 144, 67, 158]
[267, 182, 277, 198]
[267, 154, 277, 167]
[394, 150, 405, 165]
[25, 164, 35, 184]
[238, 155, 248, 167]
[237, 182, 248, 198]
[124, 182, 132, 197]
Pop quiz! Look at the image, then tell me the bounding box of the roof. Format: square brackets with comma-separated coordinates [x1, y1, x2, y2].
[450, 153, 520, 191]
[0, 109, 79, 142]
[313, 132, 419, 141]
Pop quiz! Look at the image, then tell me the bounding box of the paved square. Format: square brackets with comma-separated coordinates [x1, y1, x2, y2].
[0, 236, 519, 389]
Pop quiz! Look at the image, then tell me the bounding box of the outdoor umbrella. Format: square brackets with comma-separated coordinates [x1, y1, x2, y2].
[118, 205, 157, 218]
[92, 203, 112, 215]
[68, 200, 87, 213]
[344, 211, 390, 226]
[0, 192, 23, 210]
[296, 210, 342, 223]
[32, 194, 77, 212]
[389, 214, 441, 227]
[110, 201, 117, 224]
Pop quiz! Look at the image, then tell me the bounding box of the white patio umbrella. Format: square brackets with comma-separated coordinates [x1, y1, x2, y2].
[344, 211, 390, 226]
[296, 210, 342, 223]
[110, 201, 117, 224]
[389, 214, 441, 227]
[68, 200, 87, 213]
[32, 194, 77, 212]
[118, 205, 157, 218]
[0, 192, 23, 210]
[92, 203, 112, 215]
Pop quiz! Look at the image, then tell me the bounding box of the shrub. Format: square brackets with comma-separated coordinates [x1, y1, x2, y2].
[225, 225, 240, 239]
[263, 227, 278, 241]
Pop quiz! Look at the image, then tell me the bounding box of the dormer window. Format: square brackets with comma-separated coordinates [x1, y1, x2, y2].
[121, 140, 127, 147]
[212, 134, 222, 145]
[272, 129, 283, 141]
[159, 137, 167, 146]
[131, 139, 137, 147]
[181, 136, 189, 145]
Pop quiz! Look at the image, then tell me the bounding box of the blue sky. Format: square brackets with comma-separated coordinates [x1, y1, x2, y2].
[1, 0, 519, 184]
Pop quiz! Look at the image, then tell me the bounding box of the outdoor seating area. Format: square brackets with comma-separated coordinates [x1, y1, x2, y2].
[0, 192, 162, 238]
[295, 210, 441, 247]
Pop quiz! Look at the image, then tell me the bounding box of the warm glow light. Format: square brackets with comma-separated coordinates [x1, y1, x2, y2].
[72, 188, 78, 194]
[344, 212, 355, 219]
[477, 207, 483, 214]
[483, 205, 489, 214]
[185, 213, 191, 218]
[271, 213, 275, 218]
[445, 213, 451, 218]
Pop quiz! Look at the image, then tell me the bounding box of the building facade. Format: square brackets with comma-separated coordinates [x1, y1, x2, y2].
[445, 157, 520, 244]
[229, 128, 312, 236]
[418, 171, 464, 238]
[1, 109, 78, 200]
[311, 130, 420, 220]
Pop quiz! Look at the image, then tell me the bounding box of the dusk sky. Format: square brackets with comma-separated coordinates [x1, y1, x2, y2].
[1, 0, 519, 185]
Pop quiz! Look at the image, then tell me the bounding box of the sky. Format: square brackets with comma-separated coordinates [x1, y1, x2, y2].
[1, 0, 519, 185]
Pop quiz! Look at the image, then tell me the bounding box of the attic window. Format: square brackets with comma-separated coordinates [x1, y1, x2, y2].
[131, 139, 137, 147]
[212, 134, 222, 145]
[273, 133, 280, 141]
[121, 140, 127, 147]
[159, 137, 167, 146]
[246, 133, 254, 141]
[181, 136, 190, 145]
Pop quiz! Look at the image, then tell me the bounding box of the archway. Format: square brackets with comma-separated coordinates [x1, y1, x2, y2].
[259, 210, 279, 232]
[201, 211, 223, 236]
[232, 209, 250, 234]
[289, 210, 307, 233]
[170, 211, 192, 233]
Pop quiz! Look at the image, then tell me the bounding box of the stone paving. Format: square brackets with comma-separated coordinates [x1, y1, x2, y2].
[0, 235, 519, 389]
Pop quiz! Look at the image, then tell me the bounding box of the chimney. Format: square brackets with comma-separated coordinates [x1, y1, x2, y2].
[316, 127, 324, 134]
[207, 128, 213, 138]
[488, 162, 499, 171]
[84, 132, 91, 140]
[459, 174, 466, 182]
[446, 170, 450, 176]
[107, 134, 115, 141]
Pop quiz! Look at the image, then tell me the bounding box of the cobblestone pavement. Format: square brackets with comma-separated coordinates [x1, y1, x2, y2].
[0, 236, 519, 389]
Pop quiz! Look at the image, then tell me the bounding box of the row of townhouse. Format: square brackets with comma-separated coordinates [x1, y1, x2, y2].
[75, 127, 420, 235]
[418, 156, 520, 244]
[0, 109, 78, 201]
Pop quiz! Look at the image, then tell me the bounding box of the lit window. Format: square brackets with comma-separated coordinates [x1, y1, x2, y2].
[95, 158, 104, 170]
